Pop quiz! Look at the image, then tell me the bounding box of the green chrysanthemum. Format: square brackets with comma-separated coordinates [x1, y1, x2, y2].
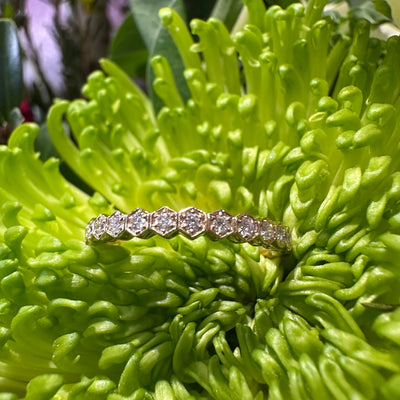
[1, 0, 400, 398]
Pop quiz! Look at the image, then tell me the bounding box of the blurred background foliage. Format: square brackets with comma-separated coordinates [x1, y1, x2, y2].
[0, 0, 399, 150]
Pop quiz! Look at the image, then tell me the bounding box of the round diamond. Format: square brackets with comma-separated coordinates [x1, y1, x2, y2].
[86, 219, 95, 241]
[93, 214, 107, 240]
[276, 225, 289, 247]
[151, 207, 177, 236]
[260, 219, 275, 243]
[107, 211, 126, 238]
[127, 208, 149, 236]
[178, 207, 206, 238]
[208, 209, 234, 238]
[237, 214, 259, 241]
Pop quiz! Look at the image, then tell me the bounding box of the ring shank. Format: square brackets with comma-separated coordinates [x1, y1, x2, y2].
[86, 207, 291, 255]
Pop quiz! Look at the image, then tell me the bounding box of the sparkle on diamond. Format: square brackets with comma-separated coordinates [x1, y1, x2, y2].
[237, 214, 258, 241]
[107, 211, 126, 238]
[93, 214, 107, 240]
[276, 225, 289, 247]
[127, 208, 149, 236]
[86, 219, 94, 241]
[260, 219, 275, 243]
[151, 207, 177, 236]
[178, 207, 206, 238]
[208, 209, 233, 238]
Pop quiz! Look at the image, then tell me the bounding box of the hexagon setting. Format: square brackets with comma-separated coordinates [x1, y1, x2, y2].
[208, 209, 234, 238]
[237, 214, 259, 241]
[93, 214, 107, 240]
[178, 207, 206, 238]
[106, 211, 126, 238]
[151, 207, 178, 236]
[127, 208, 150, 237]
[260, 218, 275, 243]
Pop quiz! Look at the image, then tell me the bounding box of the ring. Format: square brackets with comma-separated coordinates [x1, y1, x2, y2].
[85, 207, 292, 255]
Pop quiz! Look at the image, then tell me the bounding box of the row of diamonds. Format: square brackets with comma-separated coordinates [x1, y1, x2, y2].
[86, 207, 291, 250]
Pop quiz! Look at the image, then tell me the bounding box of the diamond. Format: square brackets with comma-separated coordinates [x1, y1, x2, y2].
[106, 211, 126, 238]
[276, 225, 289, 247]
[178, 207, 206, 238]
[237, 214, 259, 241]
[260, 219, 276, 243]
[151, 207, 177, 236]
[86, 219, 95, 241]
[93, 214, 107, 240]
[208, 209, 234, 238]
[127, 208, 150, 236]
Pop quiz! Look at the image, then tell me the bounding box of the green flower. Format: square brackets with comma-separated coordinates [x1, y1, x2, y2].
[1, 0, 400, 398]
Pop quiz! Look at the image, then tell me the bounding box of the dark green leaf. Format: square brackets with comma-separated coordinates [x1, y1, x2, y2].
[210, 0, 243, 31]
[349, 0, 392, 25]
[35, 122, 59, 161]
[130, 0, 190, 113]
[0, 19, 22, 123]
[322, 9, 343, 25]
[373, 0, 393, 20]
[130, 0, 186, 51]
[109, 12, 148, 79]
[265, 0, 299, 7]
[347, 0, 371, 6]
[8, 107, 23, 130]
[1, 3, 14, 19]
[184, 0, 217, 21]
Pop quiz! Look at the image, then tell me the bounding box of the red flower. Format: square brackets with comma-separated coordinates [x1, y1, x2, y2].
[20, 99, 34, 122]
